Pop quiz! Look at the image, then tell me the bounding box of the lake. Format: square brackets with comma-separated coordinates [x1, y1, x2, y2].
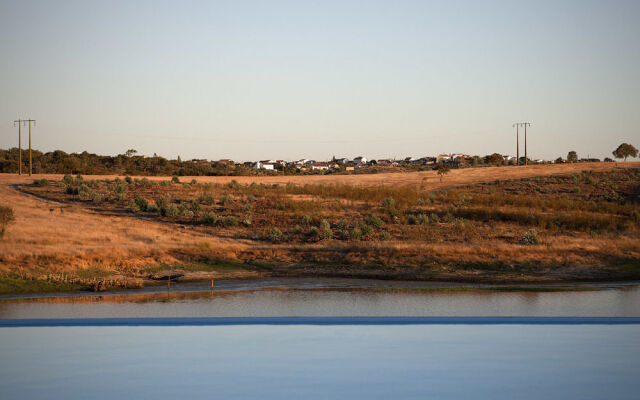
[1, 278, 639, 318]
[1, 279, 639, 399]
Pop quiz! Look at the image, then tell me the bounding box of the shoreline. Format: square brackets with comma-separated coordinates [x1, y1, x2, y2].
[1, 276, 638, 301]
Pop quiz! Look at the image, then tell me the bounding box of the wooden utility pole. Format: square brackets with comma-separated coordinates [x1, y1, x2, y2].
[13, 120, 24, 175]
[513, 123, 519, 166]
[513, 122, 531, 166]
[26, 120, 35, 176]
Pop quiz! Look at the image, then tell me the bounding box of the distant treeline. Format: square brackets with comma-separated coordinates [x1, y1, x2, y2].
[0, 148, 258, 176]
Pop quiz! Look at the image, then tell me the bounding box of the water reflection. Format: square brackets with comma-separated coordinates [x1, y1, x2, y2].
[1, 285, 639, 318]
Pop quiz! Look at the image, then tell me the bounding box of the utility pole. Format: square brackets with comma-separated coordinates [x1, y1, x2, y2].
[13, 119, 25, 175]
[26, 120, 35, 176]
[513, 122, 531, 166]
[513, 123, 519, 166]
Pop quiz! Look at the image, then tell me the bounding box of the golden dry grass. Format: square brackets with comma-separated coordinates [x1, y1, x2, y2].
[1, 161, 639, 290]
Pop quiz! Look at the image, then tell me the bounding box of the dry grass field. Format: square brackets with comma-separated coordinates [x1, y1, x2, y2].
[1, 162, 639, 294]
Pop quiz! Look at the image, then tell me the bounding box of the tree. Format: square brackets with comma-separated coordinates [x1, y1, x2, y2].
[567, 151, 578, 163]
[612, 143, 638, 161]
[125, 149, 137, 157]
[0, 206, 15, 239]
[485, 153, 504, 165]
[555, 157, 564, 164]
[436, 164, 451, 182]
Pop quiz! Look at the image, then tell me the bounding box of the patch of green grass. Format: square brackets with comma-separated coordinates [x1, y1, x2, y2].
[142, 260, 251, 274]
[0, 276, 87, 295]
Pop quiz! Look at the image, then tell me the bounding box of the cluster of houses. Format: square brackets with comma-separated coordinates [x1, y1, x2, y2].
[191, 153, 548, 172]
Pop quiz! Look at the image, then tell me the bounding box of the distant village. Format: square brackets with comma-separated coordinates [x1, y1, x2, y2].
[186, 153, 562, 174]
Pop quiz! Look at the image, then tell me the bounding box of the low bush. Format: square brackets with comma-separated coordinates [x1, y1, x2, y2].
[365, 215, 385, 228]
[163, 205, 180, 218]
[319, 227, 333, 240]
[171, 176, 180, 184]
[349, 228, 362, 240]
[34, 179, 49, 187]
[379, 231, 392, 241]
[221, 216, 239, 227]
[518, 229, 540, 245]
[201, 212, 218, 225]
[134, 195, 149, 212]
[268, 227, 284, 242]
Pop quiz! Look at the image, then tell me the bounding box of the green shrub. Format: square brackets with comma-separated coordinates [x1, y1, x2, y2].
[191, 201, 201, 213]
[162, 204, 180, 218]
[78, 184, 90, 197]
[182, 210, 195, 219]
[243, 202, 253, 211]
[190, 179, 197, 185]
[115, 193, 126, 202]
[336, 219, 349, 230]
[319, 227, 333, 240]
[171, 176, 180, 183]
[147, 203, 158, 213]
[177, 204, 188, 216]
[361, 224, 373, 236]
[294, 225, 303, 234]
[90, 192, 103, 204]
[268, 227, 284, 242]
[155, 194, 171, 209]
[62, 174, 74, 184]
[134, 195, 149, 212]
[417, 214, 429, 225]
[309, 226, 319, 237]
[430, 213, 440, 223]
[302, 215, 313, 225]
[349, 228, 362, 240]
[125, 176, 133, 184]
[34, 178, 49, 187]
[319, 219, 330, 230]
[198, 194, 215, 206]
[228, 180, 240, 189]
[220, 194, 235, 206]
[381, 197, 395, 209]
[221, 216, 239, 227]
[519, 229, 540, 245]
[379, 231, 392, 241]
[243, 215, 253, 226]
[201, 212, 218, 225]
[65, 185, 75, 195]
[365, 215, 385, 228]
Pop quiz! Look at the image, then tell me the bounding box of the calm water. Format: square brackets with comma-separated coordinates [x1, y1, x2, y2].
[1, 324, 639, 399]
[2, 280, 639, 399]
[1, 279, 639, 318]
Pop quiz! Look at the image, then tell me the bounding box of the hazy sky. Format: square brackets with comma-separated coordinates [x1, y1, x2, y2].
[1, 0, 639, 161]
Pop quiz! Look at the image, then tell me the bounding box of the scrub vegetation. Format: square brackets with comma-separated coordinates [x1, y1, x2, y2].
[1, 163, 639, 293]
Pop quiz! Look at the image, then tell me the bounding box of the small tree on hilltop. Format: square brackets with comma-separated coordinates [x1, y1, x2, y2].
[567, 151, 578, 163]
[436, 164, 451, 182]
[485, 153, 504, 165]
[613, 143, 638, 161]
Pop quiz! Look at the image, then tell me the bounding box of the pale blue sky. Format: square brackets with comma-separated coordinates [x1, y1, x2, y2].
[1, 0, 639, 161]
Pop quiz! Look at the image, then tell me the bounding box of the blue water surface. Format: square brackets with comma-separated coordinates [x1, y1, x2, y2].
[1, 324, 639, 399]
